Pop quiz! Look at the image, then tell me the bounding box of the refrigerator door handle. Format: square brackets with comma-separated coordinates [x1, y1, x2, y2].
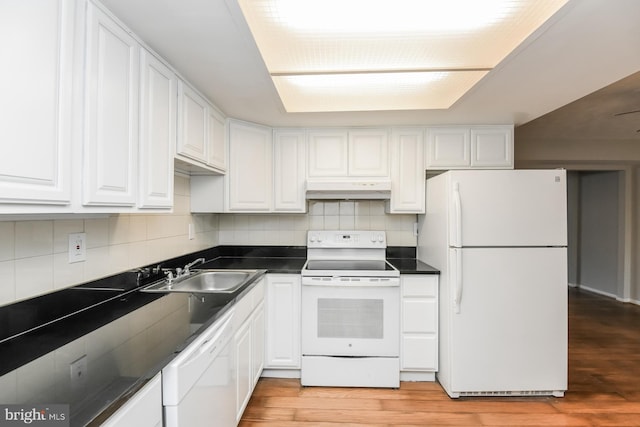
[453, 248, 463, 313]
[452, 182, 462, 247]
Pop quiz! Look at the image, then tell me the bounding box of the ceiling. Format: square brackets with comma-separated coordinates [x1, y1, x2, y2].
[99, 0, 640, 131]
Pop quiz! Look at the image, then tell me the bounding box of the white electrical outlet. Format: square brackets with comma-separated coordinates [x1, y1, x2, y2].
[70, 355, 87, 392]
[188, 223, 195, 240]
[68, 232, 86, 263]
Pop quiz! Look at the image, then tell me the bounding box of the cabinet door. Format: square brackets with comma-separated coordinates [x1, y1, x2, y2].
[426, 127, 470, 169]
[388, 129, 424, 213]
[274, 131, 306, 212]
[235, 319, 252, 423]
[177, 80, 208, 163]
[348, 130, 389, 177]
[101, 373, 162, 427]
[265, 275, 301, 368]
[228, 121, 272, 211]
[138, 49, 176, 208]
[307, 131, 348, 177]
[252, 302, 265, 385]
[0, 0, 73, 206]
[207, 109, 227, 171]
[84, 3, 139, 206]
[470, 126, 514, 168]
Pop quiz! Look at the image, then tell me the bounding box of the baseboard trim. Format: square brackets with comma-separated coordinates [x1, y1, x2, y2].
[261, 369, 301, 379]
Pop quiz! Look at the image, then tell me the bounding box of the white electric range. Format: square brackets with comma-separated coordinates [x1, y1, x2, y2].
[300, 230, 400, 388]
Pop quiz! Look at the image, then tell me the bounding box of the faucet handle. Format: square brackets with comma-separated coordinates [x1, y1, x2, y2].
[164, 270, 175, 284]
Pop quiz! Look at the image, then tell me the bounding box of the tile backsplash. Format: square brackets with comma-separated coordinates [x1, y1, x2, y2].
[0, 178, 417, 306]
[0, 175, 219, 306]
[218, 200, 417, 247]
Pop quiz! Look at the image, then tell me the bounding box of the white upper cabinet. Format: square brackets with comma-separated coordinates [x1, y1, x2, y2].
[388, 129, 425, 214]
[0, 0, 75, 209]
[176, 80, 227, 174]
[307, 129, 389, 179]
[138, 49, 176, 209]
[274, 131, 306, 212]
[426, 125, 513, 170]
[208, 109, 227, 172]
[177, 80, 208, 164]
[307, 131, 348, 177]
[83, 2, 139, 206]
[470, 126, 513, 168]
[192, 125, 307, 213]
[426, 127, 470, 168]
[228, 121, 273, 211]
[348, 130, 389, 177]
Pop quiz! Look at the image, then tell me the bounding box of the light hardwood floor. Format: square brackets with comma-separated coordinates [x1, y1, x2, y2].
[240, 288, 640, 426]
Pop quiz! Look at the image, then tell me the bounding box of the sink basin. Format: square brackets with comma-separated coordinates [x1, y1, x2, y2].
[142, 269, 260, 294]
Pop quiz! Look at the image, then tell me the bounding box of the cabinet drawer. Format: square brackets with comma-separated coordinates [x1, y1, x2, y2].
[402, 275, 438, 297]
[402, 336, 437, 371]
[402, 299, 437, 333]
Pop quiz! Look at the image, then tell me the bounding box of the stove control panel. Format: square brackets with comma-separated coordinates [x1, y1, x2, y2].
[307, 230, 386, 248]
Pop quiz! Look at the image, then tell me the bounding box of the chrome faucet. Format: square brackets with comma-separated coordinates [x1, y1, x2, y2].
[183, 257, 206, 275]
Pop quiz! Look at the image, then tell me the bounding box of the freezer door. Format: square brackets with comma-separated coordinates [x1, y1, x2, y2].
[448, 170, 567, 247]
[448, 247, 567, 394]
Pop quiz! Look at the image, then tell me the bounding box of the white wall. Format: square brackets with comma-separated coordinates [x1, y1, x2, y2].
[0, 175, 219, 307]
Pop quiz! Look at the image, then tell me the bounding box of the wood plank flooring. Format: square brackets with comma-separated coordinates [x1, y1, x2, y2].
[240, 288, 640, 426]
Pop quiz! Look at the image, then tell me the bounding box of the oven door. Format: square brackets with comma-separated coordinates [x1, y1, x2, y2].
[301, 280, 400, 357]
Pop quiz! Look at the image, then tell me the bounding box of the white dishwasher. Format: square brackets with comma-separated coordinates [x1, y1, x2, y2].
[163, 309, 235, 427]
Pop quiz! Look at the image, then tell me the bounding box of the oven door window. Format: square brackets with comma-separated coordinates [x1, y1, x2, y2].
[317, 298, 383, 339]
[301, 285, 399, 357]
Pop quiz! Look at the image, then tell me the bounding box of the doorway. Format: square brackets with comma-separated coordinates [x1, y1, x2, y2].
[567, 170, 625, 299]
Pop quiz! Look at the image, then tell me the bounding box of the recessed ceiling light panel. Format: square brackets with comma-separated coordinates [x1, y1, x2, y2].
[238, 0, 568, 112]
[272, 70, 488, 112]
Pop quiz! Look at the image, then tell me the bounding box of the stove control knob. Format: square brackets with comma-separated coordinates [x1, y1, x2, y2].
[309, 235, 317, 243]
[377, 235, 384, 243]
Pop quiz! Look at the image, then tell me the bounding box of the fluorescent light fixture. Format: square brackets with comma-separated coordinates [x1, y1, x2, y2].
[238, 0, 568, 112]
[273, 71, 488, 112]
[269, 0, 510, 34]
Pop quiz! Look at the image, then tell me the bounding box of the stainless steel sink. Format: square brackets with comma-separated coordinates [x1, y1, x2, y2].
[142, 269, 260, 294]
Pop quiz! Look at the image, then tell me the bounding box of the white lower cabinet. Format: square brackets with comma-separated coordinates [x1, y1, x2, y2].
[101, 373, 162, 427]
[234, 278, 265, 423]
[263, 274, 301, 376]
[235, 318, 252, 422]
[400, 275, 439, 381]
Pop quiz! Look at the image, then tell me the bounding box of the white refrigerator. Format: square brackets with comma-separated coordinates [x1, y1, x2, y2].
[417, 169, 568, 398]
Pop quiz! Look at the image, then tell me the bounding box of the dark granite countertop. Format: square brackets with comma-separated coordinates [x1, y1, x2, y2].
[388, 258, 440, 274]
[199, 256, 306, 273]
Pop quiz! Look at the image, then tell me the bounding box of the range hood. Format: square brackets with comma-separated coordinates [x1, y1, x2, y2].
[305, 180, 391, 200]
